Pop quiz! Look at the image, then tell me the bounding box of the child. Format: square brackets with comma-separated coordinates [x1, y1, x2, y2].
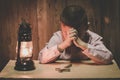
[38, 5, 113, 64]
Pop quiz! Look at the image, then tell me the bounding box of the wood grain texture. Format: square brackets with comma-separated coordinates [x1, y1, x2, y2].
[0, 0, 39, 60]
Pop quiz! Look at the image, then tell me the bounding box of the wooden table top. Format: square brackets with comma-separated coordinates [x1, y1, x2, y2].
[0, 60, 120, 80]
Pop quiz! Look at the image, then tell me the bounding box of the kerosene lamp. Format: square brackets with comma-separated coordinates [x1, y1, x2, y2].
[14, 19, 35, 71]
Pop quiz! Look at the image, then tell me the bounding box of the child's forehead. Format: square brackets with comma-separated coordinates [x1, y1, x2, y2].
[62, 27, 72, 31]
[62, 25, 72, 29]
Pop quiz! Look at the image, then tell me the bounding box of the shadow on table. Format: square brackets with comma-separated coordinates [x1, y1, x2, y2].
[54, 59, 113, 66]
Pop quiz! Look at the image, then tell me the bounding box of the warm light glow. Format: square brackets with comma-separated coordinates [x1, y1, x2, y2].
[20, 48, 30, 57]
[16, 41, 33, 58]
[20, 41, 33, 58]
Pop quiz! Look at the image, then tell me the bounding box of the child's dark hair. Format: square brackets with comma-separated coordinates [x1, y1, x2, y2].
[60, 5, 88, 30]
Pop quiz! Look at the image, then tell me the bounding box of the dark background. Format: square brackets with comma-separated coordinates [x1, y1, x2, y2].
[0, 0, 120, 71]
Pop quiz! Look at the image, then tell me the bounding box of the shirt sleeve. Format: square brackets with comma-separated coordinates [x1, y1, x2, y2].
[82, 31, 113, 64]
[38, 31, 63, 63]
[38, 45, 61, 63]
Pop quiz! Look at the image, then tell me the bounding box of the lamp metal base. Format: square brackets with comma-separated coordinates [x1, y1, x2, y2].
[14, 60, 35, 71]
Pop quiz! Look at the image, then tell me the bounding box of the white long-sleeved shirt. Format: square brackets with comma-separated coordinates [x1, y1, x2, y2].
[38, 30, 113, 64]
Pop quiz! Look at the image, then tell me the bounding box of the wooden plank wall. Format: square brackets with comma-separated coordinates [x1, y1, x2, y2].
[92, 0, 120, 67]
[0, 0, 39, 71]
[0, 0, 120, 71]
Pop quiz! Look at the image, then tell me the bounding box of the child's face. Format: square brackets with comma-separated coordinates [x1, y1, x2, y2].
[61, 22, 72, 40]
[60, 22, 87, 40]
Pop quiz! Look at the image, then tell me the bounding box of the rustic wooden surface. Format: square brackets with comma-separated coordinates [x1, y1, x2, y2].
[0, 60, 120, 79]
